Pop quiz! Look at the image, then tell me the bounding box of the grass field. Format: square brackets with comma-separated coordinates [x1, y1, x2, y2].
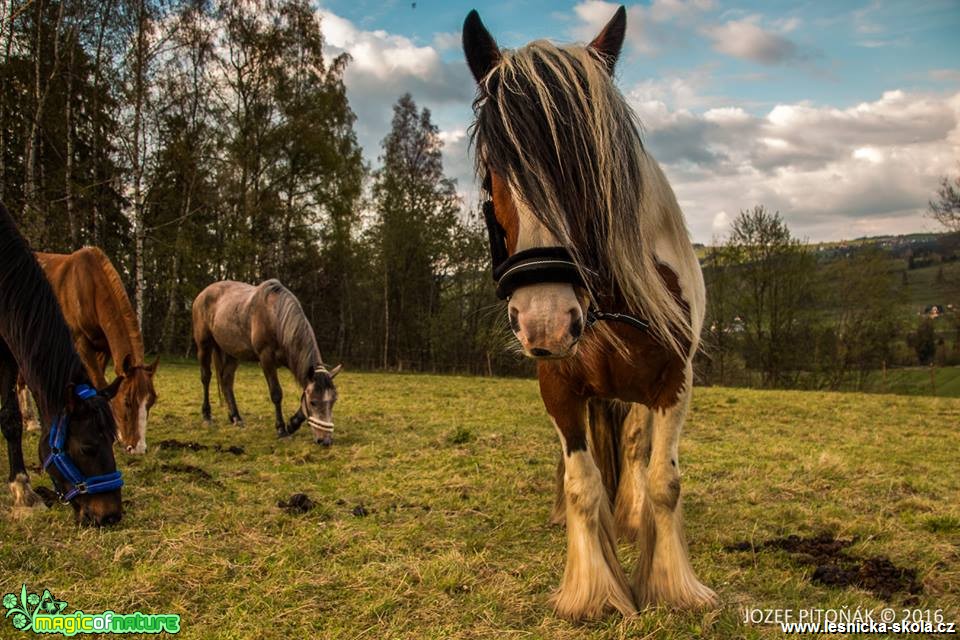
[2, 363, 959, 638]
[863, 365, 960, 398]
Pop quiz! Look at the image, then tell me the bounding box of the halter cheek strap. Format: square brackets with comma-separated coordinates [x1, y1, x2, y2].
[302, 367, 334, 434]
[43, 384, 123, 502]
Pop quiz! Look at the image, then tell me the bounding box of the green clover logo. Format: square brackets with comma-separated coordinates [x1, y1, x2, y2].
[11, 613, 28, 630]
[3, 584, 69, 633]
[38, 590, 67, 615]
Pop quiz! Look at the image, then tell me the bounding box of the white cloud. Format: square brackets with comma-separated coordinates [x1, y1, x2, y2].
[432, 31, 460, 51]
[703, 15, 801, 65]
[629, 88, 960, 241]
[318, 10, 474, 168]
[712, 210, 730, 233]
[571, 0, 714, 55]
[438, 128, 466, 145]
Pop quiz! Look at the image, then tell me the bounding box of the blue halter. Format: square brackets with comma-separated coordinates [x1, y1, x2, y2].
[42, 384, 123, 502]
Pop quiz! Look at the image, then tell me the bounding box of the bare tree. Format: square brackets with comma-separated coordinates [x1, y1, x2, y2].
[728, 205, 817, 387]
[928, 167, 960, 232]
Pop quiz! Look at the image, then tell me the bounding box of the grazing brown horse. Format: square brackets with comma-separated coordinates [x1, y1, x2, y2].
[463, 6, 715, 619]
[0, 203, 124, 526]
[192, 280, 342, 445]
[24, 248, 158, 454]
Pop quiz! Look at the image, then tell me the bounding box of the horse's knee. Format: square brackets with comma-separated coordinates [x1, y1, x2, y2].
[0, 401, 23, 440]
[648, 464, 681, 512]
[563, 452, 604, 514]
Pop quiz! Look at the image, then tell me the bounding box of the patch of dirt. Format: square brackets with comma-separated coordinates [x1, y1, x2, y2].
[726, 532, 922, 601]
[156, 439, 207, 451]
[278, 493, 315, 514]
[352, 504, 369, 517]
[213, 444, 245, 456]
[159, 463, 221, 486]
[156, 439, 244, 456]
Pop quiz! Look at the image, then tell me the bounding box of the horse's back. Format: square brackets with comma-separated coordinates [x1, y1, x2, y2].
[34, 247, 117, 339]
[641, 152, 706, 343]
[192, 280, 260, 359]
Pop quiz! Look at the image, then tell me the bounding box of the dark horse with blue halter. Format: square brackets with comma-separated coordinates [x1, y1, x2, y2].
[0, 202, 124, 525]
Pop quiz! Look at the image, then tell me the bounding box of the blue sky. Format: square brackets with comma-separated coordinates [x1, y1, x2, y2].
[316, 0, 960, 242]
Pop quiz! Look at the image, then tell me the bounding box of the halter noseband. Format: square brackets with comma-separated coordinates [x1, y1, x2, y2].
[42, 384, 123, 502]
[481, 178, 649, 332]
[303, 366, 334, 434]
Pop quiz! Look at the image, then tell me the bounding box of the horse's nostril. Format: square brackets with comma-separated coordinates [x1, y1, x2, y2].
[570, 313, 584, 340]
[530, 347, 553, 357]
[100, 512, 121, 526]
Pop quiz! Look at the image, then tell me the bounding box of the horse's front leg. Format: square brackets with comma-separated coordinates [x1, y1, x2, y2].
[259, 358, 286, 437]
[540, 374, 635, 620]
[75, 338, 109, 388]
[16, 375, 40, 432]
[1, 366, 44, 512]
[635, 364, 716, 608]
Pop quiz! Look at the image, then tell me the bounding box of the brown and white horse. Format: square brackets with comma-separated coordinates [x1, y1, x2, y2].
[22, 248, 158, 454]
[463, 6, 716, 619]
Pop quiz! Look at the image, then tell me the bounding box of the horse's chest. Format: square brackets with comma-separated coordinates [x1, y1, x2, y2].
[563, 334, 687, 410]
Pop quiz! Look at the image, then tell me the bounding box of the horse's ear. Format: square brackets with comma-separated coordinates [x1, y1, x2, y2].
[100, 376, 124, 400]
[121, 354, 134, 375]
[588, 5, 627, 75]
[147, 355, 160, 374]
[463, 9, 500, 85]
[330, 364, 343, 378]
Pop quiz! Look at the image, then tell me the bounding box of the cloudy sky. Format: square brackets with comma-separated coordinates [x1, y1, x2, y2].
[315, 0, 960, 243]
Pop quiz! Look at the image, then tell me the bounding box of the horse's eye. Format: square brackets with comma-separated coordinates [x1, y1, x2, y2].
[80, 444, 98, 456]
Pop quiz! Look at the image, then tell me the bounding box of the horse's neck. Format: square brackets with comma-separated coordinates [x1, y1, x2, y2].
[281, 320, 322, 388]
[89, 262, 145, 373]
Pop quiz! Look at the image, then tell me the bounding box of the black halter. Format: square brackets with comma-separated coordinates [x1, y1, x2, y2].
[481, 178, 649, 333]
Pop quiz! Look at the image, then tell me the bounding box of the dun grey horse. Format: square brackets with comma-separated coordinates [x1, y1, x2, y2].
[191, 279, 341, 445]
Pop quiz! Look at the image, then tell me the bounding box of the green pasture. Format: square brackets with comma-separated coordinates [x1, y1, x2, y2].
[1, 363, 958, 638]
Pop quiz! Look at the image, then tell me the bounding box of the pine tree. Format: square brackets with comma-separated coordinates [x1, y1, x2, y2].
[372, 94, 459, 369]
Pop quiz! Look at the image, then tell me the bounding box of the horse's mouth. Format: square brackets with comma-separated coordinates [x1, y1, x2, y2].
[523, 341, 579, 360]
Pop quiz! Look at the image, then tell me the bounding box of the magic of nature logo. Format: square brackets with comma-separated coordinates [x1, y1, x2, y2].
[3, 585, 180, 636]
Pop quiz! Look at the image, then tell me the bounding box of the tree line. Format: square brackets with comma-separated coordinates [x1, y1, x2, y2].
[0, 0, 518, 375]
[700, 203, 960, 391]
[1, 0, 957, 384]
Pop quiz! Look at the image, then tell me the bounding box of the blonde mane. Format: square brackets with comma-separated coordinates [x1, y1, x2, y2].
[470, 40, 696, 357]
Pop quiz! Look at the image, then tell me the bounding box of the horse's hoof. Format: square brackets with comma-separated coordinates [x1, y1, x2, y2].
[202, 419, 212, 427]
[276, 428, 290, 438]
[232, 418, 244, 427]
[9, 474, 47, 511]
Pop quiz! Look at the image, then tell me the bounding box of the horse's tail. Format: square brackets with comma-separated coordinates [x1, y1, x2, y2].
[550, 398, 630, 526]
[590, 399, 629, 505]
